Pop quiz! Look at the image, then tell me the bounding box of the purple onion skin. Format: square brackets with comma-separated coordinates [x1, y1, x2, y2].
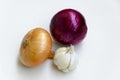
[50, 9, 87, 45]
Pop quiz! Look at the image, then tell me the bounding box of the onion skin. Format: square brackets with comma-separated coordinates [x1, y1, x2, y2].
[20, 28, 53, 67]
[50, 9, 87, 45]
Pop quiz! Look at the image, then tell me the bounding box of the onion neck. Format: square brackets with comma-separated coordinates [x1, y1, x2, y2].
[48, 50, 54, 59]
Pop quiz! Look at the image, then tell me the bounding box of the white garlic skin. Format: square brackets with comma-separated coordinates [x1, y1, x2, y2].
[53, 45, 79, 72]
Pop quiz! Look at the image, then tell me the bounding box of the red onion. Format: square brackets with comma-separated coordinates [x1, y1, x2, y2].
[50, 9, 87, 45]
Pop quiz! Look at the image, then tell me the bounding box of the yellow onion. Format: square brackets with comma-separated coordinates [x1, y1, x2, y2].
[19, 28, 54, 67]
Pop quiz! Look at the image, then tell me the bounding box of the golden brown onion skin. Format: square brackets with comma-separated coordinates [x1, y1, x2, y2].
[20, 28, 52, 67]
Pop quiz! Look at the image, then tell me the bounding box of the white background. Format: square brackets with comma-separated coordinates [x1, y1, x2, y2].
[0, 0, 120, 80]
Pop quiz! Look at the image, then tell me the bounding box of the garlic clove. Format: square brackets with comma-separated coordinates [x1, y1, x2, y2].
[55, 54, 70, 71]
[54, 47, 71, 71]
[68, 45, 79, 70]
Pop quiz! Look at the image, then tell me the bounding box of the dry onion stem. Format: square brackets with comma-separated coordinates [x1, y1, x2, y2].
[19, 28, 54, 67]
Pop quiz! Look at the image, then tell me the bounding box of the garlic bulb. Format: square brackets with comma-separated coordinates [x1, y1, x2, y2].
[53, 45, 79, 72]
